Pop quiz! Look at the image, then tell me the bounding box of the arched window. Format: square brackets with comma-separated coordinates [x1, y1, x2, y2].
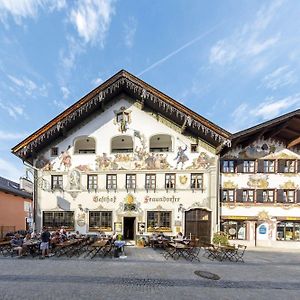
[74, 137, 96, 154]
[111, 135, 133, 153]
[149, 134, 172, 152]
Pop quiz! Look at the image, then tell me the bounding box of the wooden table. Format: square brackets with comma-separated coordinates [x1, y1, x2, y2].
[88, 240, 108, 259]
[164, 242, 189, 260]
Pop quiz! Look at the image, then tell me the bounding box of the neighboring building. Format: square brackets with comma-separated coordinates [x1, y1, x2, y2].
[220, 110, 300, 248]
[0, 176, 33, 237]
[11, 70, 230, 242]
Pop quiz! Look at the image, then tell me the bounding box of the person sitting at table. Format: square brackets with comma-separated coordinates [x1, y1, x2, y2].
[30, 230, 38, 240]
[176, 232, 184, 240]
[157, 232, 165, 239]
[50, 232, 60, 249]
[10, 233, 24, 257]
[75, 231, 81, 239]
[23, 233, 32, 243]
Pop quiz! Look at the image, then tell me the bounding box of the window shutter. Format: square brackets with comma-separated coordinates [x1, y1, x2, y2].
[297, 190, 300, 203]
[236, 189, 243, 202]
[297, 160, 300, 173]
[257, 160, 264, 173]
[277, 189, 284, 203]
[277, 160, 285, 173]
[236, 160, 244, 173]
[256, 190, 263, 203]
[220, 160, 224, 172]
[220, 188, 224, 202]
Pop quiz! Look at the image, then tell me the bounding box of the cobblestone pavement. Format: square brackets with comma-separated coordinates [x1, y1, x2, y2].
[0, 247, 300, 300]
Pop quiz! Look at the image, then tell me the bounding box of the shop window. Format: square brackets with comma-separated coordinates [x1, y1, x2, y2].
[43, 211, 74, 230]
[242, 190, 254, 202]
[147, 211, 171, 232]
[243, 160, 255, 173]
[106, 174, 117, 190]
[149, 134, 172, 152]
[89, 211, 112, 231]
[111, 135, 133, 153]
[145, 174, 156, 190]
[190, 173, 203, 190]
[51, 175, 63, 190]
[74, 137, 96, 154]
[222, 190, 234, 202]
[277, 222, 300, 241]
[126, 174, 136, 190]
[222, 160, 235, 173]
[87, 175, 98, 190]
[221, 221, 247, 240]
[165, 173, 176, 190]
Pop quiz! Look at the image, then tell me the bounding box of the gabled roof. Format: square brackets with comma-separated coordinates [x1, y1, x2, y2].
[12, 70, 230, 162]
[222, 108, 300, 152]
[0, 176, 32, 199]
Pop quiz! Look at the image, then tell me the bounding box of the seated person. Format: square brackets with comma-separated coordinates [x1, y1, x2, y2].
[157, 232, 165, 239]
[112, 232, 118, 241]
[176, 232, 184, 240]
[10, 233, 23, 257]
[23, 233, 32, 243]
[75, 231, 81, 239]
[30, 230, 38, 240]
[50, 232, 60, 249]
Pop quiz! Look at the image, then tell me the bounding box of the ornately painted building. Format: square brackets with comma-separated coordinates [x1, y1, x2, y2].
[12, 70, 230, 242]
[220, 110, 300, 248]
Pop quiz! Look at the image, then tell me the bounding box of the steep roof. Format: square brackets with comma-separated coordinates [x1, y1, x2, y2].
[0, 176, 32, 199]
[222, 108, 300, 152]
[12, 70, 230, 162]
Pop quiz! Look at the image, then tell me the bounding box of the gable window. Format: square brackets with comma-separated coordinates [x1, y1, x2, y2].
[149, 134, 172, 152]
[147, 211, 171, 231]
[126, 174, 136, 190]
[87, 175, 98, 190]
[284, 160, 295, 173]
[165, 173, 176, 189]
[106, 174, 117, 190]
[242, 190, 254, 202]
[263, 160, 275, 173]
[51, 175, 63, 190]
[222, 160, 235, 173]
[190, 173, 203, 190]
[111, 135, 133, 153]
[43, 211, 74, 230]
[243, 160, 255, 173]
[89, 211, 112, 231]
[222, 190, 234, 202]
[51, 147, 58, 157]
[74, 137, 96, 154]
[145, 174, 156, 190]
[283, 190, 295, 203]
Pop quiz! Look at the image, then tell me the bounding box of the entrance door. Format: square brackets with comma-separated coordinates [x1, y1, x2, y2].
[123, 217, 135, 240]
[185, 209, 211, 242]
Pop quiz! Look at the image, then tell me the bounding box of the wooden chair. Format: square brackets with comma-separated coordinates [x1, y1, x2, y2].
[233, 244, 247, 263]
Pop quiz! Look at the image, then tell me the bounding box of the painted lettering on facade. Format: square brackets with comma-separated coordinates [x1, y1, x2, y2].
[144, 195, 180, 203]
[93, 196, 117, 203]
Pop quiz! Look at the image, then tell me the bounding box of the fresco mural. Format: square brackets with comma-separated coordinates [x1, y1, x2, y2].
[247, 174, 269, 189]
[113, 106, 132, 133]
[187, 152, 215, 169]
[59, 146, 72, 171]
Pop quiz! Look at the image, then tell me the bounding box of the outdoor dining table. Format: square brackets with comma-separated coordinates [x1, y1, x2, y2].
[0, 240, 11, 256]
[55, 239, 82, 257]
[88, 239, 108, 259]
[164, 242, 190, 260]
[23, 241, 40, 257]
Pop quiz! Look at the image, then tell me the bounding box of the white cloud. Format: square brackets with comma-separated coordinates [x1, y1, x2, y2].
[60, 86, 70, 99]
[69, 0, 115, 46]
[0, 101, 26, 119]
[91, 77, 103, 86]
[7, 74, 47, 97]
[53, 99, 68, 111]
[0, 158, 24, 182]
[123, 17, 137, 48]
[209, 1, 283, 66]
[262, 65, 297, 90]
[0, 130, 28, 140]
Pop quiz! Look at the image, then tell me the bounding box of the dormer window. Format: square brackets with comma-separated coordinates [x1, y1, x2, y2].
[149, 134, 172, 152]
[74, 137, 96, 154]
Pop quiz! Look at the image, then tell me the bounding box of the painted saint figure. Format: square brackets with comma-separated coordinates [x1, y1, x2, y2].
[174, 145, 189, 169]
[59, 146, 71, 171]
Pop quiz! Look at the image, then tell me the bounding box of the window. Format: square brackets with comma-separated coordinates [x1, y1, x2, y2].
[283, 190, 295, 203]
[222, 190, 234, 202]
[106, 174, 117, 190]
[147, 211, 171, 231]
[242, 190, 254, 202]
[277, 222, 300, 241]
[87, 175, 98, 190]
[243, 160, 255, 173]
[74, 137, 96, 154]
[284, 160, 296, 173]
[262, 190, 274, 203]
[51, 175, 63, 190]
[221, 221, 247, 240]
[222, 160, 235, 173]
[165, 173, 176, 189]
[111, 135, 133, 153]
[190, 173, 203, 190]
[89, 211, 112, 231]
[145, 174, 156, 190]
[51, 147, 58, 157]
[43, 211, 74, 229]
[126, 174, 136, 190]
[149, 134, 172, 152]
[191, 144, 198, 153]
[263, 160, 275, 173]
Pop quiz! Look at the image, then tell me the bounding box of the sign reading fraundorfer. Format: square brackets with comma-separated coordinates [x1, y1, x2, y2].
[144, 195, 180, 203]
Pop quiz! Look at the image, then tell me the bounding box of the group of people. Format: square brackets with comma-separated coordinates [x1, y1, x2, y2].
[9, 227, 82, 259]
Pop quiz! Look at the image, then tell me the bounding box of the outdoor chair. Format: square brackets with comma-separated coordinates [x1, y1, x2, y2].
[233, 244, 247, 263]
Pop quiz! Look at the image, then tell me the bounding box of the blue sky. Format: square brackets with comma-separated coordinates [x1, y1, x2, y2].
[0, 0, 300, 181]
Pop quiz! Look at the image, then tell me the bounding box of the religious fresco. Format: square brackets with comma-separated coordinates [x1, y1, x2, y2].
[59, 146, 72, 171]
[68, 169, 81, 190]
[113, 106, 132, 133]
[247, 174, 269, 189]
